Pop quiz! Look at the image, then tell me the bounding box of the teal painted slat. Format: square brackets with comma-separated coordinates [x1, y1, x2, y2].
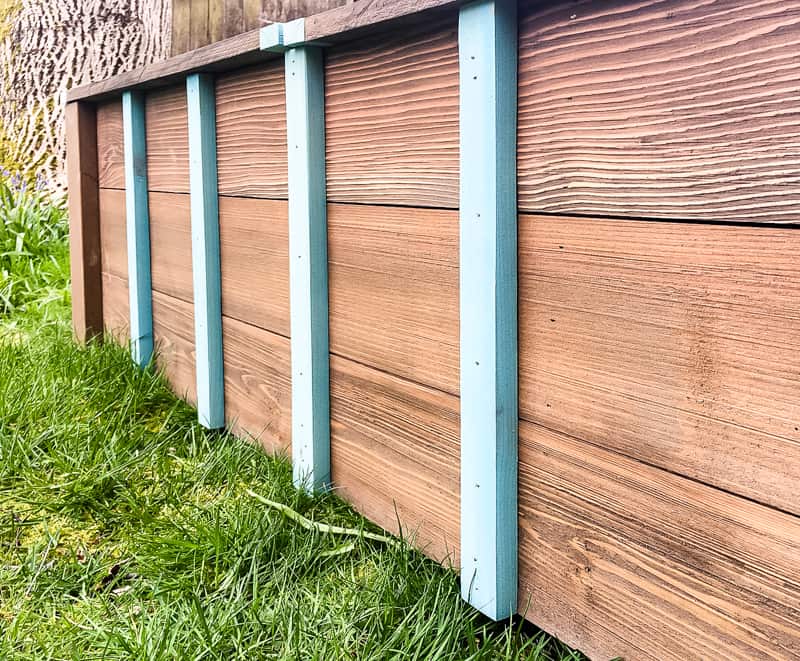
[186, 73, 225, 430]
[285, 45, 331, 491]
[122, 90, 153, 368]
[458, 0, 518, 621]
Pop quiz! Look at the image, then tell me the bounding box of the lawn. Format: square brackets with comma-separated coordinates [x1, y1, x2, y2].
[0, 180, 581, 660]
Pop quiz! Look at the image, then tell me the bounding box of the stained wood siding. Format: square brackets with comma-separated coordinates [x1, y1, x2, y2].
[327, 203, 459, 395]
[324, 17, 460, 208]
[216, 62, 288, 199]
[518, 213, 800, 515]
[517, 0, 800, 223]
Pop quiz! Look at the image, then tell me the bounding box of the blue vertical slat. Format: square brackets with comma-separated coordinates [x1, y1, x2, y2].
[458, 0, 519, 621]
[122, 90, 153, 368]
[285, 45, 331, 491]
[186, 73, 225, 430]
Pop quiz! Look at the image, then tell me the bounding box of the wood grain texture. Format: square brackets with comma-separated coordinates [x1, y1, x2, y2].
[219, 196, 290, 334]
[330, 353, 459, 563]
[243, 0, 261, 30]
[325, 17, 459, 208]
[209, 0, 225, 44]
[152, 289, 197, 404]
[304, 0, 462, 43]
[189, 0, 210, 52]
[146, 86, 190, 193]
[101, 271, 129, 343]
[98, 188, 128, 281]
[223, 0, 245, 39]
[518, 420, 800, 661]
[328, 203, 459, 394]
[215, 62, 288, 199]
[519, 213, 800, 514]
[517, 0, 800, 223]
[148, 192, 193, 302]
[223, 315, 292, 454]
[96, 99, 124, 189]
[172, 0, 192, 56]
[66, 101, 103, 343]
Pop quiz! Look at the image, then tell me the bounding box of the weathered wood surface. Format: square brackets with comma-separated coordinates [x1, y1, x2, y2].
[330, 353, 459, 563]
[325, 17, 459, 208]
[148, 192, 193, 301]
[96, 100, 125, 189]
[146, 86, 190, 193]
[66, 102, 103, 343]
[518, 420, 800, 661]
[223, 315, 292, 453]
[519, 213, 800, 514]
[68, 0, 466, 103]
[98, 189, 128, 281]
[172, 0, 352, 56]
[328, 203, 459, 394]
[517, 0, 800, 223]
[216, 63, 288, 199]
[101, 272, 130, 343]
[304, 0, 464, 43]
[152, 289, 197, 403]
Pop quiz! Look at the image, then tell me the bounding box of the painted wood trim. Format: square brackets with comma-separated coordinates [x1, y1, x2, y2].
[187, 72, 225, 429]
[66, 101, 103, 343]
[285, 45, 331, 491]
[458, 0, 518, 621]
[122, 91, 154, 366]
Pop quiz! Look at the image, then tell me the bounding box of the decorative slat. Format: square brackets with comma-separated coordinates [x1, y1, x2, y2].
[187, 73, 225, 429]
[458, 0, 518, 621]
[122, 90, 154, 366]
[284, 44, 331, 491]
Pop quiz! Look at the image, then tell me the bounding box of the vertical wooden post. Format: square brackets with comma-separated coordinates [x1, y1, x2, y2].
[285, 44, 331, 491]
[187, 73, 225, 430]
[458, 0, 518, 621]
[66, 101, 103, 343]
[122, 90, 154, 367]
[262, 19, 332, 491]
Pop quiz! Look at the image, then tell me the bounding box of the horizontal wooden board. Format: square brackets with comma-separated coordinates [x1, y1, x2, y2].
[518, 420, 800, 661]
[152, 289, 197, 404]
[219, 196, 290, 336]
[325, 16, 459, 208]
[98, 188, 127, 280]
[145, 87, 190, 193]
[518, 0, 800, 223]
[96, 100, 124, 189]
[304, 0, 461, 44]
[330, 354, 459, 562]
[328, 203, 459, 394]
[101, 271, 129, 343]
[519, 213, 800, 514]
[216, 62, 288, 199]
[222, 314, 291, 454]
[146, 193, 291, 333]
[148, 192, 193, 303]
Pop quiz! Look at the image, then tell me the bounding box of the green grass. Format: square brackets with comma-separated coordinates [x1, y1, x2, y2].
[0, 174, 70, 321]
[0, 179, 582, 659]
